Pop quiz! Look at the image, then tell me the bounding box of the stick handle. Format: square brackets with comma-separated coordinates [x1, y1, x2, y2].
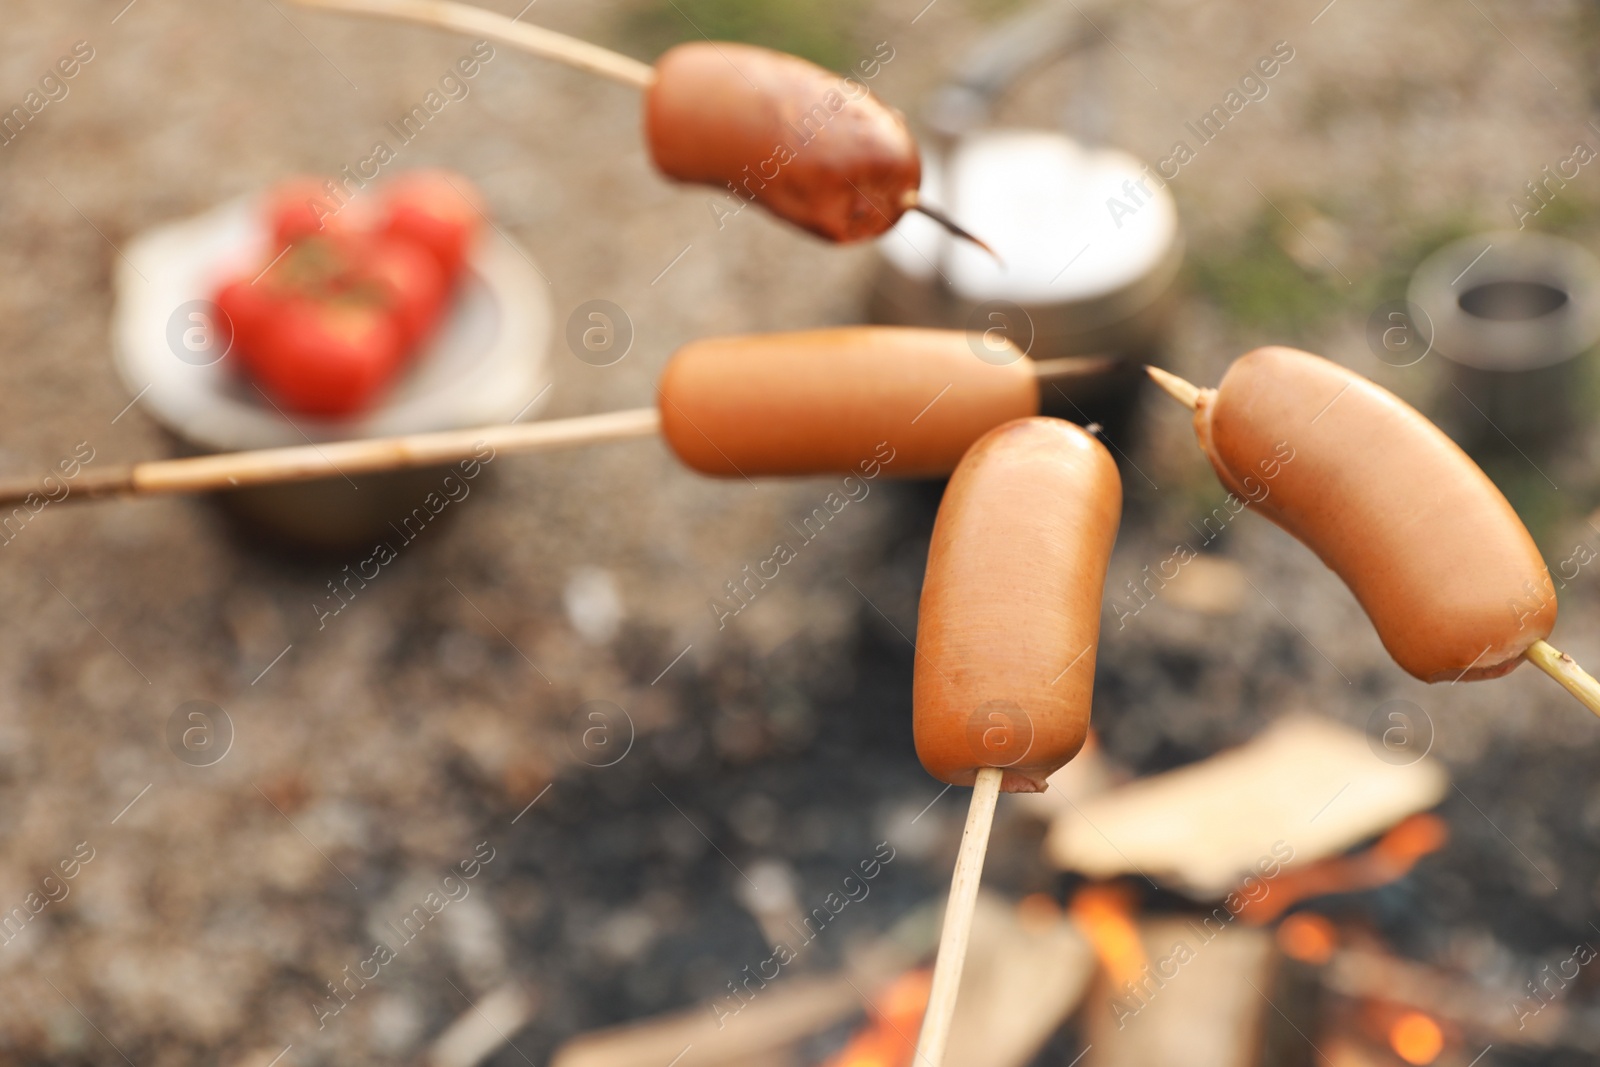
[289, 0, 656, 89]
[913, 766, 1003, 1067]
[0, 465, 138, 507]
[0, 407, 661, 507]
[1526, 639, 1600, 719]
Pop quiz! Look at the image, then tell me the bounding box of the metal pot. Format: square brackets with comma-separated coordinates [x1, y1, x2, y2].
[869, 130, 1183, 438]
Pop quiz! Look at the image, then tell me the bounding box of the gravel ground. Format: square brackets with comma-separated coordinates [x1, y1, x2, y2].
[4, 0, 1600, 1064]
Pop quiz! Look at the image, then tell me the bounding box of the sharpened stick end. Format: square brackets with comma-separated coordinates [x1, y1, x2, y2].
[1145, 365, 1203, 411]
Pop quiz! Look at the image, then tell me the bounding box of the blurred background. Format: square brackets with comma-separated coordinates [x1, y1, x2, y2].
[4, 0, 1600, 1064]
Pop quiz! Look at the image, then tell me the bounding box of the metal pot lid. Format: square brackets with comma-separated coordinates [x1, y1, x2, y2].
[1406, 231, 1600, 372]
[879, 129, 1180, 307]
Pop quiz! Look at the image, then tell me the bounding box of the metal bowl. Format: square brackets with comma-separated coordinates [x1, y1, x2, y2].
[111, 194, 552, 550]
[1408, 231, 1600, 452]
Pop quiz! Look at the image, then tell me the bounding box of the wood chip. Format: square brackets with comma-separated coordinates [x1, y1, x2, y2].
[944, 894, 1096, 1067]
[547, 895, 1094, 1067]
[549, 975, 859, 1067]
[1044, 715, 1448, 897]
[429, 983, 538, 1067]
[1082, 918, 1279, 1067]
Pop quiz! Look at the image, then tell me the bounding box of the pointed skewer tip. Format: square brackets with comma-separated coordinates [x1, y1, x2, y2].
[902, 192, 1003, 266]
[1144, 365, 1202, 411]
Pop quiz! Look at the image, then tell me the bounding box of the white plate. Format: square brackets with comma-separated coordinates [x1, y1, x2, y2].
[112, 195, 552, 452]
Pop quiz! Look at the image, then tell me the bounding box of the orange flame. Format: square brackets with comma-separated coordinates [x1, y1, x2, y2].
[819, 968, 932, 1067]
[1389, 1011, 1444, 1065]
[1275, 912, 1338, 964]
[1068, 883, 1148, 990]
[1239, 813, 1449, 925]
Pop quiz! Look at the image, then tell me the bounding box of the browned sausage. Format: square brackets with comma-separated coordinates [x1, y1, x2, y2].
[645, 42, 920, 243]
[914, 418, 1122, 792]
[657, 327, 1038, 478]
[1195, 346, 1556, 682]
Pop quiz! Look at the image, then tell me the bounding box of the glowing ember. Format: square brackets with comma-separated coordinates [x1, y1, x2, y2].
[1239, 813, 1449, 924]
[1374, 813, 1450, 867]
[1275, 912, 1338, 964]
[819, 968, 932, 1067]
[1067, 883, 1148, 989]
[1388, 1011, 1444, 1065]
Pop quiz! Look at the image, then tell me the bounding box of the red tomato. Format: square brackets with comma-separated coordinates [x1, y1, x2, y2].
[220, 171, 495, 417]
[251, 299, 404, 417]
[379, 170, 484, 279]
[267, 176, 351, 247]
[216, 237, 353, 376]
[213, 278, 272, 370]
[274, 233, 365, 297]
[360, 237, 448, 351]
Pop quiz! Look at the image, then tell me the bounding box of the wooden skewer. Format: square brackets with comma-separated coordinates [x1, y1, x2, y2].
[0, 407, 661, 506]
[289, 0, 656, 89]
[294, 0, 1009, 255]
[292, 0, 1009, 254]
[901, 191, 1002, 261]
[1144, 363, 1202, 410]
[1033, 354, 1118, 382]
[0, 356, 1110, 508]
[1144, 364, 1600, 720]
[1524, 640, 1600, 719]
[913, 765, 1003, 1067]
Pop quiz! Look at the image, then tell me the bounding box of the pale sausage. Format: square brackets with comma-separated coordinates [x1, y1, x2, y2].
[657, 328, 1038, 478]
[913, 418, 1122, 792]
[1194, 346, 1556, 682]
[645, 43, 920, 243]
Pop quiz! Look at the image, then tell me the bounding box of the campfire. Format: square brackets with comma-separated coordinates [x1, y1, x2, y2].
[818, 970, 931, 1067]
[540, 713, 1537, 1067]
[1066, 884, 1148, 994]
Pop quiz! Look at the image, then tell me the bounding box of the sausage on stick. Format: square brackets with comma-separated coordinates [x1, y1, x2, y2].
[912, 417, 1122, 1064]
[0, 329, 1111, 506]
[289, 0, 988, 246]
[1145, 350, 1600, 719]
